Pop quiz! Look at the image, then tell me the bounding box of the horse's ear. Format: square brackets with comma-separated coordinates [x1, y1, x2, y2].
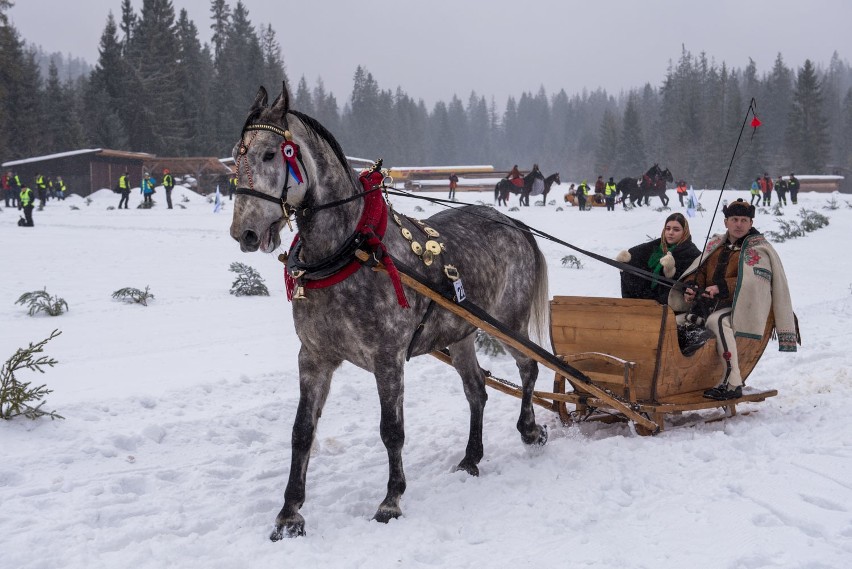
[251, 86, 268, 111]
[270, 80, 290, 118]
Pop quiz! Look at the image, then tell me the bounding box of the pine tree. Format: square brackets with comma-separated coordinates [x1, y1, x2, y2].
[786, 59, 829, 173]
[617, 95, 646, 176]
[119, 0, 137, 52]
[293, 76, 314, 115]
[83, 12, 129, 149]
[594, 109, 619, 177]
[260, 24, 287, 94]
[43, 60, 85, 152]
[175, 9, 215, 155]
[209, 0, 230, 65]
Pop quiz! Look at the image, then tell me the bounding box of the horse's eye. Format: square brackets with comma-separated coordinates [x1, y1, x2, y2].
[262, 151, 276, 162]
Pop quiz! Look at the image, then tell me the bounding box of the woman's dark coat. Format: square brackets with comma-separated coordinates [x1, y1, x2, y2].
[620, 237, 701, 304]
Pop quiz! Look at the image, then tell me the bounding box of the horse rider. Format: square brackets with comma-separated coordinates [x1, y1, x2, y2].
[507, 164, 522, 187]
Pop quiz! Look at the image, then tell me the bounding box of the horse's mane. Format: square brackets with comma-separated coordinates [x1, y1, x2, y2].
[289, 110, 351, 174]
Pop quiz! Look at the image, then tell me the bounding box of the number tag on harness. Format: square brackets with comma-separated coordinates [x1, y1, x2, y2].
[453, 279, 466, 303]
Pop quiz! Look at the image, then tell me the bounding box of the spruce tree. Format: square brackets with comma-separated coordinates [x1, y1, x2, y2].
[786, 59, 829, 173]
[594, 109, 619, 177]
[175, 9, 215, 155]
[617, 95, 647, 176]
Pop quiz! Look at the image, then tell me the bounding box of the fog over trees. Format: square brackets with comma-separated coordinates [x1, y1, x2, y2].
[2, 0, 851, 188]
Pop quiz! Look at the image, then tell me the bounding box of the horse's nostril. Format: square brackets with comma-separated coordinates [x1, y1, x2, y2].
[242, 229, 259, 247]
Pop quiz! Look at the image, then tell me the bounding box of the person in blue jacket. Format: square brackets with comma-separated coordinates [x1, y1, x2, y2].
[140, 173, 156, 207]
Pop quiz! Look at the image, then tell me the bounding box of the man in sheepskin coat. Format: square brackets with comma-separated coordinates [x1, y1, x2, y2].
[668, 198, 799, 400]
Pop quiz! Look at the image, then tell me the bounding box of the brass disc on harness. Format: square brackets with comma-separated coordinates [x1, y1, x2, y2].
[401, 227, 413, 240]
[393, 213, 402, 226]
[424, 227, 440, 238]
[422, 250, 434, 266]
[425, 240, 442, 255]
[411, 241, 423, 255]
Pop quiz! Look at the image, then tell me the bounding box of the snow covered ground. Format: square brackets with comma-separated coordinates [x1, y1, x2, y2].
[1, 185, 851, 568]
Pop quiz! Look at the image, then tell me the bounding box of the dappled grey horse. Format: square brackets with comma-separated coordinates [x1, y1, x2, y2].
[229, 82, 550, 540]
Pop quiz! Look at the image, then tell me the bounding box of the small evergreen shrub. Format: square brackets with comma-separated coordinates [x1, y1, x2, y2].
[653, 206, 671, 212]
[556, 207, 564, 212]
[475, 330, 505, 356]
[70, 205, 80, 210]
[414, 206, 425, 213]
[765, 209, 829, 242]
[112, 286, 155, 306]
[1, 330, 63, 420]
[771, 203, 784, 216]
[823, 196, 840, 210]
[229, 262, 269, 296]
[534, 200, 544, 206]
[548, 200, 556, 206]
[509, 206, 520, 212]
[15, 288, 69, 316]
[561, 255, 583, 269]
[85, 197, 93, 206]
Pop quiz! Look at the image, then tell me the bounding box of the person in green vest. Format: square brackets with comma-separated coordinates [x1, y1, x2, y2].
[8, 171, 21, 208]
[228, 173, 237, 200]
[18, 184, 35, 227]
[55, 176, 67, 200]
[118, 171, 131, 209]
[35, 173, 48, 208]
[576, 179, 590, 211]
[604, 176, 617, 211]
[162, 168, 175, 209]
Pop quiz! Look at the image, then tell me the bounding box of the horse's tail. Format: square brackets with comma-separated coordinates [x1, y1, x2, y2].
[511, 219, 550, 346]
[494, 181, 501, 203]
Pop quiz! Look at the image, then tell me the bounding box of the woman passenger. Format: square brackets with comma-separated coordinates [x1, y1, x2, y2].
[615, 212, 701, 304]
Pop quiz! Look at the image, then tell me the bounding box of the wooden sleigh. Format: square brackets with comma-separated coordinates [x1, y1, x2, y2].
[548, 296, 777, 434]
[563, 193, 620, 209]
[371, 258, 777, 435]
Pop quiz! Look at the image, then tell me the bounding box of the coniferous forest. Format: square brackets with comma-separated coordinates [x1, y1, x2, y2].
[2, 0, 851, 189]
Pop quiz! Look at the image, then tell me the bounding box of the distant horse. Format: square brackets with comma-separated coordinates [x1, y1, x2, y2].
[495, 170, 559, 206]
[617, 164, 673, 207]
[538, 172, 562, 205]
[230, 82, 550, 540]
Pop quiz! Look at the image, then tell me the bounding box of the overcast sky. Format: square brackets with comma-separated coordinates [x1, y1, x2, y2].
[8, 0, 851, 107]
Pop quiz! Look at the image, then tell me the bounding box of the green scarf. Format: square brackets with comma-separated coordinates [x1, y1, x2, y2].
[647, 242, 677, 289]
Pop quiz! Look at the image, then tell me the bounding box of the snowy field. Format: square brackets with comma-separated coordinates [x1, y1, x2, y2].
[1, 185, 851, 569]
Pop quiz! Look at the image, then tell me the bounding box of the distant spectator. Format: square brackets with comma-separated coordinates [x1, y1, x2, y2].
[163, 168, 175, 209]
[18, 183, 34, 227]
[750, 177, 761, 205]
[775, 175, 788, 206]
[448, 172, 458, 201]
[761, 172, 773, 207]
[35, 173, 48, 208]
[1, 171, 12, 207]
[676, 179, 688, 207]
[788, 173, 800, 204]
[55, 176, 67, 200]
[118, 171, 131, 209]
[576, 179, 590, 211]
[228, 173, 237, 200]
[604, 176, 617, 211]
[140, 173, 156, 207]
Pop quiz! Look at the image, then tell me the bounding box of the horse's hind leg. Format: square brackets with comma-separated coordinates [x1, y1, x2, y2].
[271, 350, 340, 541]
[507, 347, 547, 446]
[447, 336, 487, 476]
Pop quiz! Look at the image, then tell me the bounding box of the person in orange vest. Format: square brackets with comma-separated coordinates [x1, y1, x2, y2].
[675, 179, 688, 207]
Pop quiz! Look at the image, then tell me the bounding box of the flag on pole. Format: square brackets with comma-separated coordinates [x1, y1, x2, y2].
[213, 184, 223, 213]
[686, 185, 699, 218]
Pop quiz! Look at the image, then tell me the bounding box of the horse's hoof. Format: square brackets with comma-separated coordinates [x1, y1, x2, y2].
[270, 514, 306, 540]
[536, 424, 548, 446]
[455, 460, 480, 477]
[373, 505, 402, 524]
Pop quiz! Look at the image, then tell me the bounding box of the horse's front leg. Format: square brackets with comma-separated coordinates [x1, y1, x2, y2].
[271, 349, 340, 541]
[373, 355, 407, 523]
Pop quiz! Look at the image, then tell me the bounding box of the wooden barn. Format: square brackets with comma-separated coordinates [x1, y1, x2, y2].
[143, 157, 233, 195]
[2, 149, 152, 196]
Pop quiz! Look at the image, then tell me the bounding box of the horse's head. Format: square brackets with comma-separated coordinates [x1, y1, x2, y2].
[554, 173, 561, 185]
[646, 163, 661, 179]
[662, 167, 673, 183]
[229, 82, 353, 253]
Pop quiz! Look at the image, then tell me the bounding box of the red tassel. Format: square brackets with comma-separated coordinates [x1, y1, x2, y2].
[750, 116, 762, 128]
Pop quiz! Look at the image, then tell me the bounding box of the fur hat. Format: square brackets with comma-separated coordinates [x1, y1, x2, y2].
[722, 198, 755, 218]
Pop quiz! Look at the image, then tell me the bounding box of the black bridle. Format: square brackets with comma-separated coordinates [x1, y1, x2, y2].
[232, 114, 381, 220]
